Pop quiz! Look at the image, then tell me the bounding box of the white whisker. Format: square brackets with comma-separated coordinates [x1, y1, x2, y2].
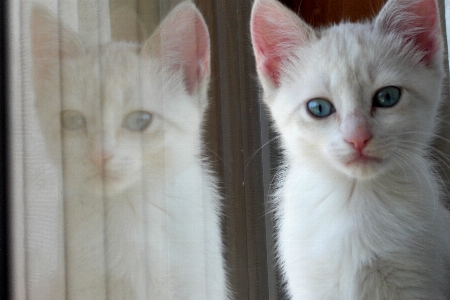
[244, 136, 281, 171]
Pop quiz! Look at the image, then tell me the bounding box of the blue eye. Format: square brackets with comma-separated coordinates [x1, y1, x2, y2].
[123, 111, 152, 131]
[307, 99, 335, 118]
[373, 86, 401, 108]
[61, 110, 86, 130]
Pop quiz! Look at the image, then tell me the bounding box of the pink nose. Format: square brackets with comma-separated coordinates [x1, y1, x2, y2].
[91, 152, 113, 170]
[341, 112, 372, 153]
[345, 131, 372, 152]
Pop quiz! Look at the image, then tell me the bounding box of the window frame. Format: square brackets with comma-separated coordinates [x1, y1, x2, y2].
[0, 0, 10, 297]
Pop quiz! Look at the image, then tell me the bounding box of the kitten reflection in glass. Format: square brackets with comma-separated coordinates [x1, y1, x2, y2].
[31, 2, 227, 299]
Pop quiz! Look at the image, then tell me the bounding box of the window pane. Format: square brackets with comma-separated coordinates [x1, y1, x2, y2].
[9, 0, 450, 299]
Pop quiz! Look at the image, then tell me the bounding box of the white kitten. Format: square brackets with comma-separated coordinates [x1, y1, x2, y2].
[251, 0, 450, 299]
[31, 2, 228, 299]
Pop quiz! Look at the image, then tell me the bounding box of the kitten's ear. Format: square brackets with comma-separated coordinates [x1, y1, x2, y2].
[375, 0, 442, 65]
[30, 5, 83, 80]
[141, 2, 210, 95]
[251, 0, 315, 90]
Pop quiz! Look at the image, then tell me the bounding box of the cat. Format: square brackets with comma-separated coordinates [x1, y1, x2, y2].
[31, 2, 228, 299]
[251, 0, 450, 299]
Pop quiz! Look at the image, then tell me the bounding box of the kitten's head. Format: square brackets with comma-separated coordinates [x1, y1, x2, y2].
[251, 0, 444, 179]
[31, 2, 210, 195]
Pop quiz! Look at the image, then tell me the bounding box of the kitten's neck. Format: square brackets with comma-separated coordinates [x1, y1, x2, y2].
[287, 153, 439, 204]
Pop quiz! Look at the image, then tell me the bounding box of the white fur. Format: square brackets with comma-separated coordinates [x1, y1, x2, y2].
[31, 2, 228, 299]
[251, 0, 450, 299]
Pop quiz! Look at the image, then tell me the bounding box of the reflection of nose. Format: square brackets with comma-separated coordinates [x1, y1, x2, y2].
[91, 151, 113, 170]
[91, 132, 116, 169]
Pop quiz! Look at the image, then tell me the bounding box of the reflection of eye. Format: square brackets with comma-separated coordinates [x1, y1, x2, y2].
[373, 86, 401, 108]
[61, 110, 86, 130]
[307, 98, 335, 118]
[123, 111, 152, 131]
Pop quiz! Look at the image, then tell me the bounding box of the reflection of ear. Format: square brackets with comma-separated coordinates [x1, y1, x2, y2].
[375, 0, 442, 65]
[250, 0, 315, 90]
[110, 5, 147, 44]
[30, 5, 84, 81]
[141, 2, 210, 95]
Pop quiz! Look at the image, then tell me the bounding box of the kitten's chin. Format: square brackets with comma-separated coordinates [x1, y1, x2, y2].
[338, 155, 387, 180]
[72, 171, 140, 196]
[97, 177, 129, 195]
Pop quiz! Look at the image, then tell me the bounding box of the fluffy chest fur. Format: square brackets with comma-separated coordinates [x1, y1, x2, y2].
[64, 165, 222, 299]
[278, 157, 449, 299]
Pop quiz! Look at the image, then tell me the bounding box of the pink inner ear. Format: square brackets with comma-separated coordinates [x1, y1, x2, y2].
[408, 0, 440, 64]
[251, 0, 311, 88]
[183, 15, 210, 93]
[251, 21, 293, 87]
[31, 6, 83, 81]
[379, 0, 441, 65]
[148, 3, 210, 94]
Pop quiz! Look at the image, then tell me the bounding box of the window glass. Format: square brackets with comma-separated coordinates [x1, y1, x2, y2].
[7, 0, 450, 299]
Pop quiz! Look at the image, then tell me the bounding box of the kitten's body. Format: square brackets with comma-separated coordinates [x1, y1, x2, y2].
[251, 0, 450, 299]
[31, 3, 227, 299]
[279, 157, 450, 299]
